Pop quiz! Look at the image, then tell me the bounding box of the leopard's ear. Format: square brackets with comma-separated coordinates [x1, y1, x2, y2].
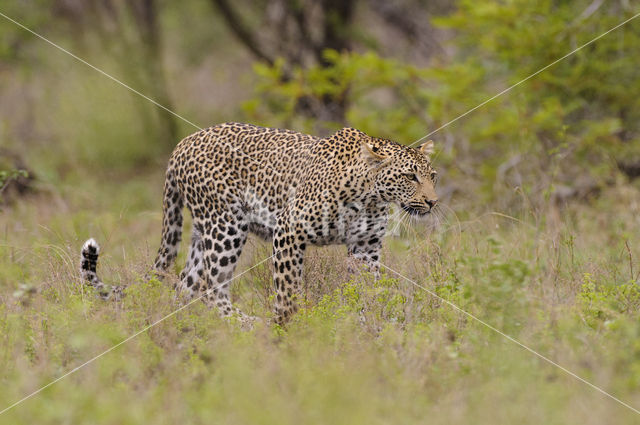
[361, 140, 387, 164]
[418, 140, 435, 157]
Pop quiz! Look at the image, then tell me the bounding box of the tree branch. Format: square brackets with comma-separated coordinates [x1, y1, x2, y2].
[210, 0, 275, 65]
[368, 0, 445, 58]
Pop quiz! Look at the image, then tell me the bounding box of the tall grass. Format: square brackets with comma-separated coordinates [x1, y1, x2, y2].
[1, 173, 639, 424]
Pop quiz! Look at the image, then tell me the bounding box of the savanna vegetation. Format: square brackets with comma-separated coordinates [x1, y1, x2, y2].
[1, 0, 640, 423]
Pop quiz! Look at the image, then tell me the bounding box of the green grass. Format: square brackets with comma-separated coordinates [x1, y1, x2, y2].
[1, 173, 640, 424]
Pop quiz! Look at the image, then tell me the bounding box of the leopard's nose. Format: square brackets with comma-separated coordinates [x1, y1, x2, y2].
[426, 199, 438, 209]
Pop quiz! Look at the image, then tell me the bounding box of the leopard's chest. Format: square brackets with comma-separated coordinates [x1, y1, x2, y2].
[301, 201, 388, 246]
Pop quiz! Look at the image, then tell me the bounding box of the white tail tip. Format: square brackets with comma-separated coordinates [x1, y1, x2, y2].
[82, 238, 100, 254]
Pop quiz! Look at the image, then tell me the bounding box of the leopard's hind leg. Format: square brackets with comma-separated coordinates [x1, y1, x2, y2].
[176, 226, 205, 296]
[152, 168, 184, 277]
[198, 214, 255, 322]
[174, 214, 255, 325]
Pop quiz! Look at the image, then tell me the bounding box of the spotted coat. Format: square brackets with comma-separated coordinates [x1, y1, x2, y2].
[81, 122, 439, 325]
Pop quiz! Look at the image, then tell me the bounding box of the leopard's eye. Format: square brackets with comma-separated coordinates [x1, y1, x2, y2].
[404, 173, 419, 182]
[430, 172, 438, 183]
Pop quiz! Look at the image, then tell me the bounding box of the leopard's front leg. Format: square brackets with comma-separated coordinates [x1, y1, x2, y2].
[272, 221, 306, 326]
[347, 241, 382, 278]
[346, 205, 388, 278]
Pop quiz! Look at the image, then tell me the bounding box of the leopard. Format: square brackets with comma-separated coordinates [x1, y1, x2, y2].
[80, 122, 439, 326]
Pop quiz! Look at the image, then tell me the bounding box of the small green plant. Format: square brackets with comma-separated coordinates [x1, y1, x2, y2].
[578, 272, 640, 328]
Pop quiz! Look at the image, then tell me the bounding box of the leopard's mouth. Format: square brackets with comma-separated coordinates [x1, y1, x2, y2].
[401, 204, 431, 217]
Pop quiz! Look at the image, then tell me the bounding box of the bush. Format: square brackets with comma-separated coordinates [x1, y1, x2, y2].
[246, 1, 640, 208]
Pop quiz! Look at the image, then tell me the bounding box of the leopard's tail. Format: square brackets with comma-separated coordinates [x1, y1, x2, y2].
[152, 168, 184, 276]
[80, 238, 123, 300]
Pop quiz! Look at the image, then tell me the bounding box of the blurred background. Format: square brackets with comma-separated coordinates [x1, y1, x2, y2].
[1, 0, 639, 214]
[2, 3, 640, 424]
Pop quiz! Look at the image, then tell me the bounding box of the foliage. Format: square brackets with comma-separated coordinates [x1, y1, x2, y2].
[578, 272, 640, 327]
[246, 1, 640, 207]
[431, 0, 640, 195]
[244, 50, 431, 139]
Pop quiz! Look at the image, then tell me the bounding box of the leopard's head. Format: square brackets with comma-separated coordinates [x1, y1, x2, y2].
[362, 137, 439, 218]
